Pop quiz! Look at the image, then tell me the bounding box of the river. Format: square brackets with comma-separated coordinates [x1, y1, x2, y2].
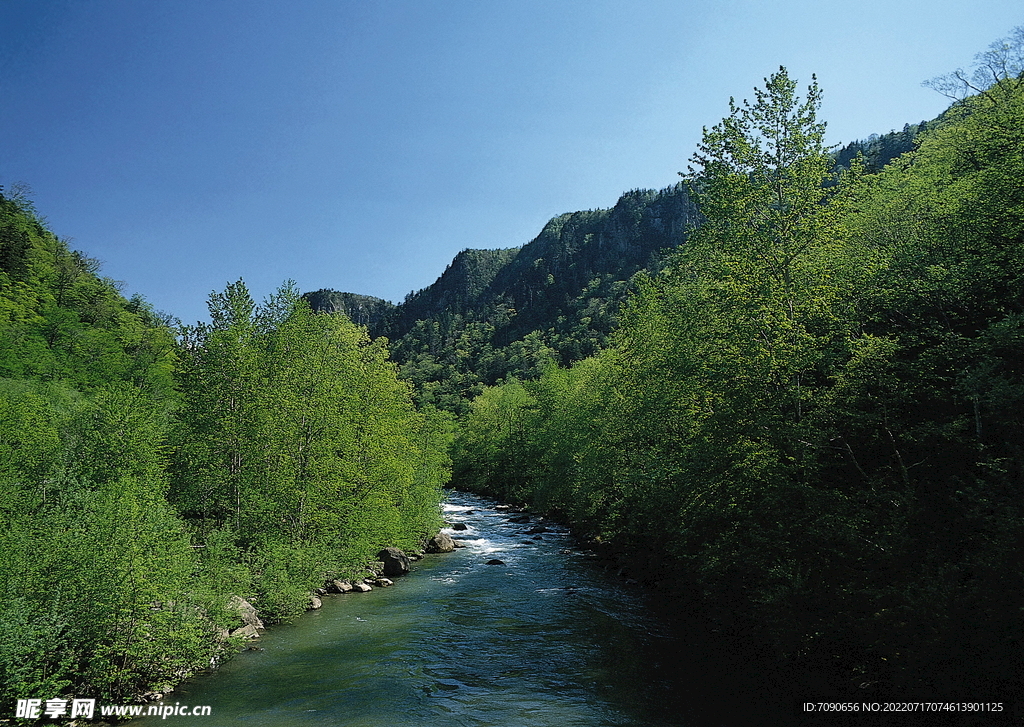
[132, 491, 787, 726]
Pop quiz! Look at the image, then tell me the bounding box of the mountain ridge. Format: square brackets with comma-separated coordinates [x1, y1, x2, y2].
[305, 124, 924, 411]
[306, 182, 699, 411]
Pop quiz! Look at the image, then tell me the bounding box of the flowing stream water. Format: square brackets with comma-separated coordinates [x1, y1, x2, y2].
[133, 491, 786, 726]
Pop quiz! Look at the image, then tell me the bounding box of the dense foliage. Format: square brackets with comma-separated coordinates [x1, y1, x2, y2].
[171, 280, 451, 620]
[453, 62, 1024, 694]
[0, 194, 450, 704]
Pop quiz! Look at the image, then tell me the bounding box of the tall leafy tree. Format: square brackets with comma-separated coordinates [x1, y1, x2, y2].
[171, 281, 449, 619]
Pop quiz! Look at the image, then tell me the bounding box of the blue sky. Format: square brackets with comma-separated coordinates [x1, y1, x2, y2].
[1, 1, 1020, 325]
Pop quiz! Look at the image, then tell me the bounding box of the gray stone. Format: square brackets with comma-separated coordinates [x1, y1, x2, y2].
[308, 595, 322, 610]
[229, 624, 260, 639]
[377, 547, 412, 577]
[426, 532, 455, 553]
[226, 595, 264, 630]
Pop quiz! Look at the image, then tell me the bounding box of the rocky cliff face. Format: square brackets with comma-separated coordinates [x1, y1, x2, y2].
[312, 182, 697, 342]
[302, 290, 396, 330]
[475, 183, 698, 345]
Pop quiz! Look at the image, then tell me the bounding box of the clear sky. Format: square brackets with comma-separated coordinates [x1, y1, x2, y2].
[1, 1, 1020, 325]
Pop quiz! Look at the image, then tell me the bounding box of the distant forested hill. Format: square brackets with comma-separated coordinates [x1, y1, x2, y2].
[307, 183, 699, 411]
[833, 121, 930, 172]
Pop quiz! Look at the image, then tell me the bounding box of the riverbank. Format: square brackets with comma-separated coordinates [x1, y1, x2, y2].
[112, 491, 1022, 727]
[451, 491, 1024, 726]
[124, 492, 710, 726]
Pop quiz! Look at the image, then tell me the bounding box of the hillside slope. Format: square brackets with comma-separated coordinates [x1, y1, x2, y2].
[309, 183, 698, 411]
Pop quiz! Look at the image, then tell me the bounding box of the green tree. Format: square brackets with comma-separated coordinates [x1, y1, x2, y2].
[171, 281, 449, 620]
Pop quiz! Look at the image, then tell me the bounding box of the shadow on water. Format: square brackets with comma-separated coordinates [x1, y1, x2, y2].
[131, 492, 801, 726]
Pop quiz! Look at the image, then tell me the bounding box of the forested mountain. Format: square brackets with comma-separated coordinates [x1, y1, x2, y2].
[309, 184, 699, 411]
[0, 188, 176, 391]
[308, 123, 936, 415]
[386, 246, 521, 334]
[454, 57, 1024, 700]
[0, 191, 451, 704]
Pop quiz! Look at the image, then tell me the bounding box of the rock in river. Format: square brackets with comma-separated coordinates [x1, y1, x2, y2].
[426, 532, 455, 553]
[378, 547, 412, 576]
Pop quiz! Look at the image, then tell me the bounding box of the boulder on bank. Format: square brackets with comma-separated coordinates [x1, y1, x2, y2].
[377, 547, 412, 576]
[230, 624, 261, 639]
[326, 579, 353, 594]
[351, 581, 373, 593]
[226, 595, 264, 630]
[309, 595, 322, 610]
[426, 532, 455, 553]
